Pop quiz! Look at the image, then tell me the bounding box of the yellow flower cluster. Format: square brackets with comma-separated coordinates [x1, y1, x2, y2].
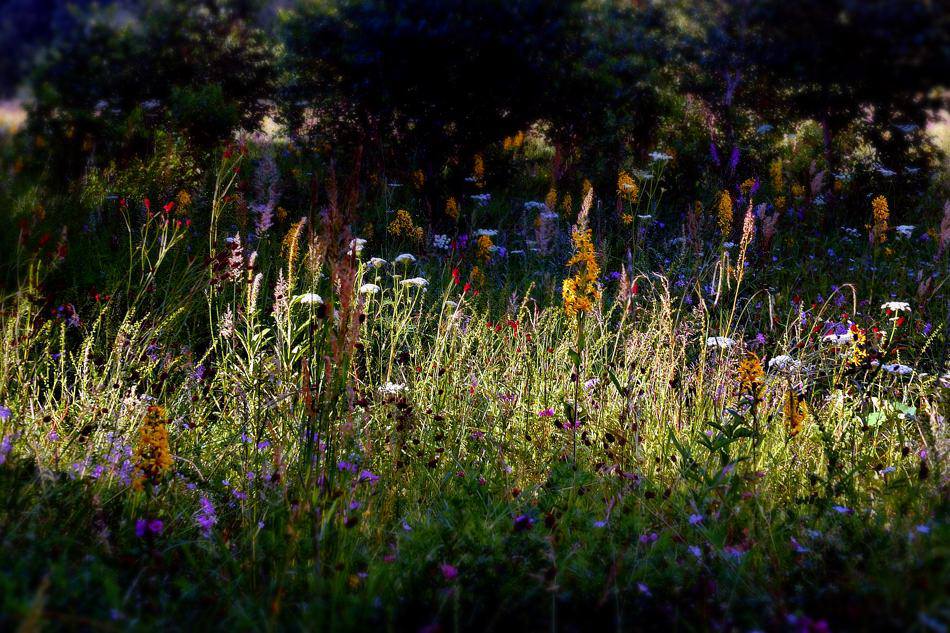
[133, 405, 173, 491]
[473, 154, 486, 188]
[871, 195, 889, 245]
[388, 209, 424, 242]
[561, 193, 573, 217]
[717, 190, 733, 238]
[617, 171, 639, 203]
[769, 159, 783, 191]
[737, 353, 764, 397]
[740, 178, 757, 196]
[791, 183, 805, 198]
[783, 391, 808, 438]
[562, 227, 601, 318]
[503, 131, 525, 151]
[621, 213, 634, 226]
[445, 197, 459, 222]
[412, 169, 425, 189]
[582, 179, 594, 199]
[470, 265, 485, 288]
[545, 187, 558, 211]
[476, 234, 494, 262]
[847, 325, 868, 367]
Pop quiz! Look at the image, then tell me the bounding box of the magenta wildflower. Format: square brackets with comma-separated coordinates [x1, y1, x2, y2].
[439, 563, 459, 581]
[195, 497, 217, 537]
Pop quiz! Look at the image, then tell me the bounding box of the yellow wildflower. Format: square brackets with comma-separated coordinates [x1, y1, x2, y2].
[132, 405, 173, 491]
[561, 193, 573, 217]
[470, 265, 485, 288]
[783, 390, 808, 437]
[545, 187, 558, 211]
[617, 171, 639, 203]
[717, 190, 733, 238]
[388, 209, 423, 242]
[445, 197, 459, 222]
[870, 195, 889, 245]
[769, 159, 783, 190]
[412, 169, 425, 189]
[473, 154, 485, 188]
[737, 353, 764, 397]
[562, 224, 601, 319]
[476, 234, 494, 262]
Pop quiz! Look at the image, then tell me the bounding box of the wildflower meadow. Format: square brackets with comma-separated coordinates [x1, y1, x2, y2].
[0, 1, 948, 631]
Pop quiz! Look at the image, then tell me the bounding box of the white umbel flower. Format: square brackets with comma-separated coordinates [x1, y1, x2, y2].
[296, 293, 324, 305]
[705, 336, 735, 349]
[768, 355, 801, 372]
[400, 277, 428, 289]
[394, 253, 416, 265]
[881, 301, 910, 313]
[359, 283, 380, 294]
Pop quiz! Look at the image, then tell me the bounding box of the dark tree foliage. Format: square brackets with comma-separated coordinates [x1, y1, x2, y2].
[0, 0, 103, 97]
[542, 1, 674, 185]
[26, 0, 277, 179]
[280, 0, 585, 179]
[687, 0, 949, 170]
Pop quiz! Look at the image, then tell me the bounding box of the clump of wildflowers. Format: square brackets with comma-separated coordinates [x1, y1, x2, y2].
[617, 171, 639, 203]
[717, 190, 733, 238]
[870, 195, 889, 245]
[445, 197, 459, 222]
[562, 191, 600, 319]
[388, 209, 424, 242]
[132, 405, 173, 491]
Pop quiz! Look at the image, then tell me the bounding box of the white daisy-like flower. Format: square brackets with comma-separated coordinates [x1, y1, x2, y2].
[881, 301, 910, 313]
[400, 277, 428, 289]
[649, 151, 672, 162]
[882, 363, 913, 375]
[368, 257, 388, 268]
[297, 293, 324, 305]
[379, 382, 406, 395]
[823, 332, 853, 344]
[394, 253, 416, 264]
[894, 225, 914, 238]
[474, 229, 498, 237]
[706, 336, 735, 349]
[359, 283, 380, 294]
[349, 238, 367, 254]
[768, 355, 801, 372]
